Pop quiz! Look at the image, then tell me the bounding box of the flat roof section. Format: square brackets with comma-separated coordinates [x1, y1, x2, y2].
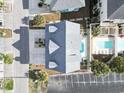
[29, 29, 45, 64]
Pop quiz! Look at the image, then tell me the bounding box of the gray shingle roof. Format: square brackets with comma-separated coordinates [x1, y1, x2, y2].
[45, 21, 81, 73]
[50, 0, 85, 11]
[107, 0, 124, 19]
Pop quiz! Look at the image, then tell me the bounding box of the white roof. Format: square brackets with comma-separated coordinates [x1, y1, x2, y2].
[50, 0, 85, 11]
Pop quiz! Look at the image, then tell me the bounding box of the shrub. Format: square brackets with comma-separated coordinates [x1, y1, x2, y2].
[4, 54, 13, 64]
[29, 15, 46, 28]
[4, 79, 13, 90]
[29, 70, 48, 88]
[92, 26, 101, 37]
[33, 15, 45, 26]
[0, 53, 4, 60]
[110, 56, 124, 73]
[0, 2, 4, 8]
[91, 60, 110, 76]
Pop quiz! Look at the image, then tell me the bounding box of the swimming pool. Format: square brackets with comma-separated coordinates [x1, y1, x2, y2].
[96, 41, 113, 49]
[80, 38, 87, 58]
[80, 42, 84, 53]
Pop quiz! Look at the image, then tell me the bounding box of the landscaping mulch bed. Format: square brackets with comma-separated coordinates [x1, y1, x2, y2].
[30, 64, 61, 75]
[0, 28, 12, 38]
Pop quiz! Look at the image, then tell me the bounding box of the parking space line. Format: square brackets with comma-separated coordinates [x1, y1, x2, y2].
[120, 74, 122, 84]
[114, 72, 116, 83]
[71, 75, 73, 88]
[76, 74, 80, 87]
[95, 76, 98, 85]
[88, 74, 92, 85]
[102, 76, 104, 85]
[108, 73, 110, 84]
[64, 75, 67, 88]
[83, 74, 86, 86]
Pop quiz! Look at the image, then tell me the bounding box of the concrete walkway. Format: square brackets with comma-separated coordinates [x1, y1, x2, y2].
[12, 0, 29, 92]
[4, 0, 29, 92]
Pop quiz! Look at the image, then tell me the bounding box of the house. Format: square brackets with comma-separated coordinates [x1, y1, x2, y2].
[96, 0, 124, 22]
[45, 21, 81, 73]
[29, 0, 85, 14]
[50, 0, 85, 12]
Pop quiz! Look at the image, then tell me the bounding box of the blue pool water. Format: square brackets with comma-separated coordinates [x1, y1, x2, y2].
[80, 38, 87, 58]
[97, 41, 113, 49]
[80, 42, 84, 53]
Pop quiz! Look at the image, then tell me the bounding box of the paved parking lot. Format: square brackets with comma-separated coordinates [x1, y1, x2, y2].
[48, 73, 124, 93]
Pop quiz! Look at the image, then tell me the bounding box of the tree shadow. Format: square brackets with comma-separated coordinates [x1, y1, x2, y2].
[22, 16, 29, 25]
[13, 26, 29, 64]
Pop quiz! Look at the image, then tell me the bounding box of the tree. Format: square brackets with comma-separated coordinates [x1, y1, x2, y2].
[4, 79, 13, 90]
[92, 26, 101, 37]
[29, 70, 48, 88]
[110, 56, 124, 73]
[91, 60, 110, 76]
[29, 70, 38, 81]
[4, 54, 13, 64]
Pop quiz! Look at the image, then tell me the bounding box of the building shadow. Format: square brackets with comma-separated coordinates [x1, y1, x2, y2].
[13, 26, 29, 64]
[22, 0, 29, 9]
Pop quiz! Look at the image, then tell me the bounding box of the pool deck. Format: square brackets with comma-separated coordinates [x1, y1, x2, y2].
[90, 23, 124, 58]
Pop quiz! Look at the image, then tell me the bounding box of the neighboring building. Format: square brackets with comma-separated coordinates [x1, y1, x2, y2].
[45, 21, 81, 73]
[29, 0, 85, 14]
[50, 0, 85, 12]
[96, 0, 124, 22]
[29, 29, 45, 64]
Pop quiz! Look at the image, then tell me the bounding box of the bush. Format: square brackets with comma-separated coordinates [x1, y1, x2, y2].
[4, 54, 13, 64]
[29, 70, 48, 88]
[31, 15, 45, 27]
[0, 53, 4, 60]
[92, 26, 101, 37]
[4, 79, 13, 90]
[110, 56, 124, 73]
[0, 29, 12, 38]
[29, 70, 48, 82]
[0, 2, 4, 8]
[91, 60, 110, 76]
